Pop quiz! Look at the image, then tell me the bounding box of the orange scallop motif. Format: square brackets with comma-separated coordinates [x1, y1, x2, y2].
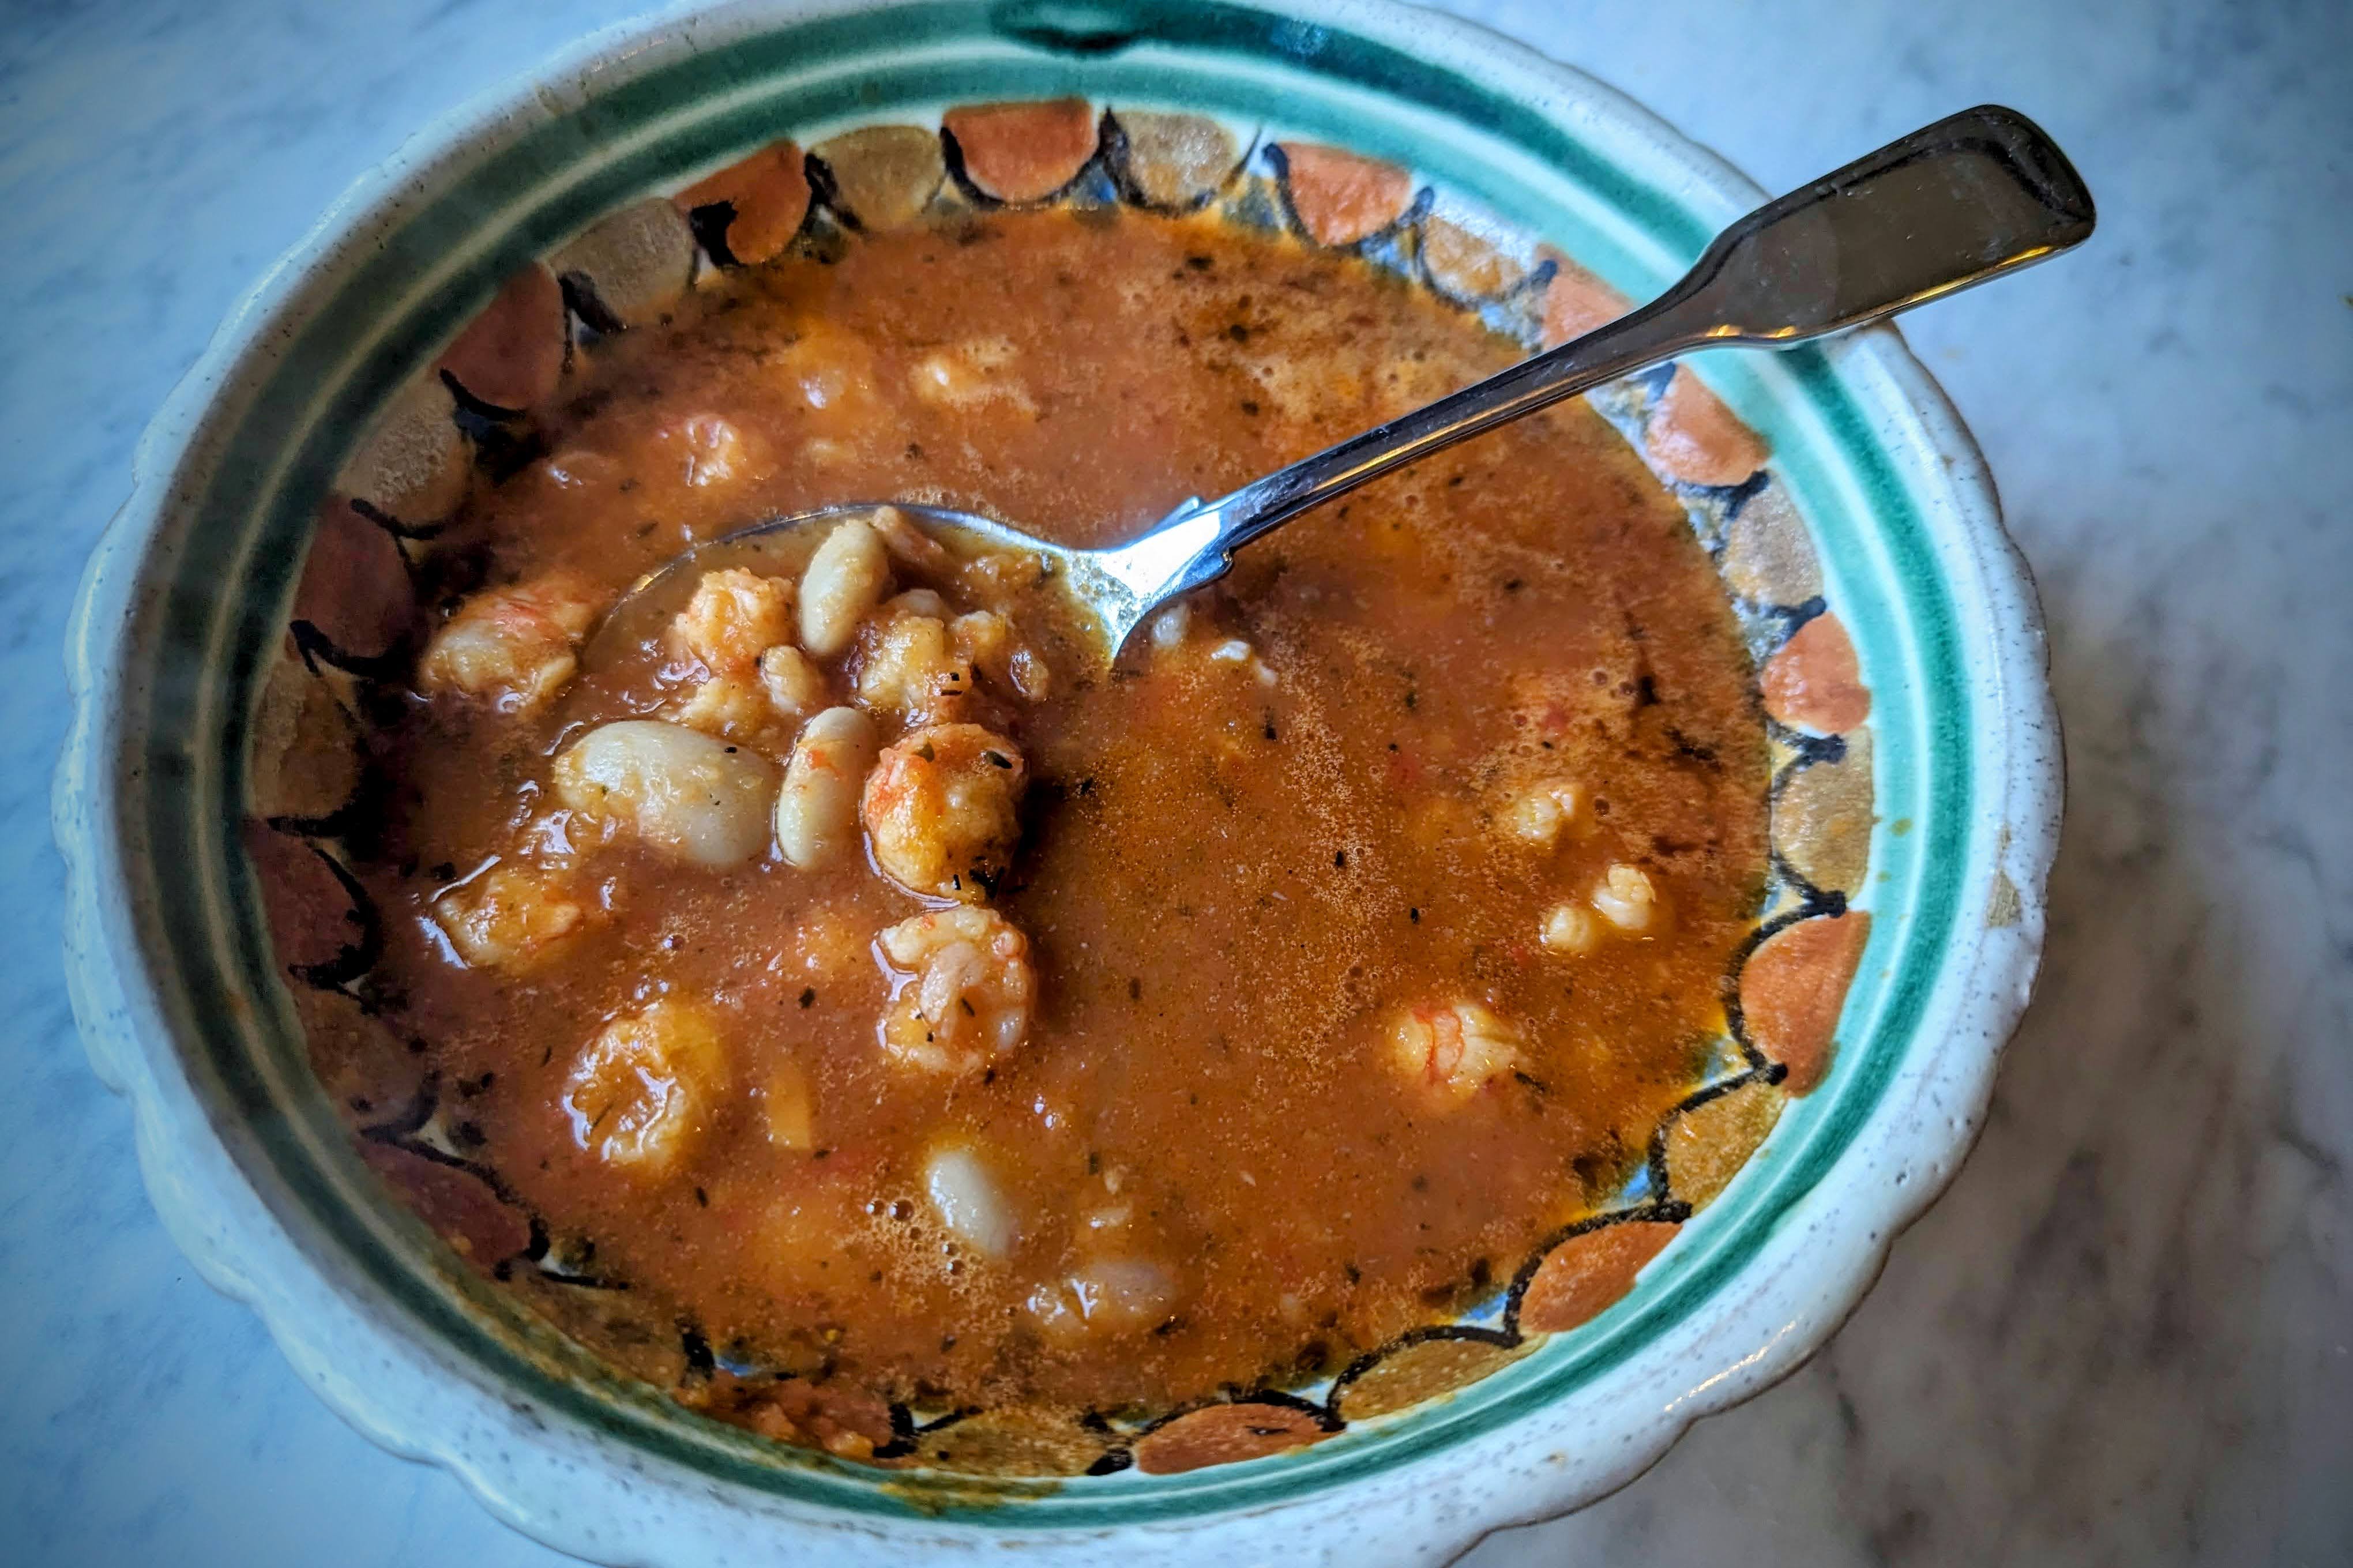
[1538, 248, 1631, 345]
[1517, 1220, 1679, 1332]
[359, 1142, 531, 1262]
[251, 106, 1885, 1464]
[1742, 911, 1873, 1093]
[243, 823, 364, 977]
[437, 262, 566, 412]
[292, 500, 414, 661]
[1644, 364, 1769, 486]
[1761, 612, 1871, 734]
[675, 141, 811, 265]
[944, 99, 1099, 202]
[1132, 1402, 1330, 1474]
[1275, 142, 1414, 246]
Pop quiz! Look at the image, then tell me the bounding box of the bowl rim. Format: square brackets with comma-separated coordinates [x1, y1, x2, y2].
[52, 1, 2061, 1562]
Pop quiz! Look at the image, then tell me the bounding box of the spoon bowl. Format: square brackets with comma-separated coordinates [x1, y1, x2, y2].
[578, 502, 1103, 671]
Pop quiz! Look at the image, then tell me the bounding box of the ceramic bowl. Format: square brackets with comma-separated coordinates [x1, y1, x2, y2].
[54, 1, 2058, 1562]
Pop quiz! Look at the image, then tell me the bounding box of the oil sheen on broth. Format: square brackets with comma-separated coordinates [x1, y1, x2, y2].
[349, 206, 1768, 1420]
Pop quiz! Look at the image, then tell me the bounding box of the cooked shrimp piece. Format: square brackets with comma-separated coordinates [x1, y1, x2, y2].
[552, 719, 776, 867]
[1591, 863, 1668, 934]
[948, 610, 1010, 676]
[862, 723, 1026, 900]
[673, 673, 784, 744]
[658, 412, 762, 490]
[884, 586, 950, 620]
[1503, 780, 1585, 847]
[776, 706, 879, 869]
[1147, 602, 1190, 650]
[869, 503, 953, 574]
[790, 904, 869, 978]
[1008, 647, 1052, 702]
[773, 320, 885, 434]
[799, 517, 890, 657]
[1205, 636, 1275, 686]
[1386, 1001, 1524, 1106]
[416, 570, 605, 713]
[908, 337, 1034, 412]
[876, 905, 1035, 1073]
[562, 998, 728, 1175]
[430, 862, 592, 972]
[948, 610, 1051, 700]
[758, 644, 829, 720]
[669, 567, 794, 678]
[1539, 901, 1602, 956]
[855, 610, 975, 721]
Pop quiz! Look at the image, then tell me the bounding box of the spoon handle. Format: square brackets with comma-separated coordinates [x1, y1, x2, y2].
[1115, 105, 2093, 602]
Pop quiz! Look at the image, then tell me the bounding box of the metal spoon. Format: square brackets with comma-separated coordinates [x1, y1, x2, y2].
[590, 104, 2092, 664]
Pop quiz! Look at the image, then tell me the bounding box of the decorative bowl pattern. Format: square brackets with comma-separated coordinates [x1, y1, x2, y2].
[54, 2, 2057, 1562]
[254, 90, 1880, 1479]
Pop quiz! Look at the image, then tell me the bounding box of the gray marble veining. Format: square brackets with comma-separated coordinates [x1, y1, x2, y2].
[2, 1, 2346, 1563]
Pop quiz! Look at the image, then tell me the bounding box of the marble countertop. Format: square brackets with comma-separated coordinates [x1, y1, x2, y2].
[4, 1, 2347, 1562]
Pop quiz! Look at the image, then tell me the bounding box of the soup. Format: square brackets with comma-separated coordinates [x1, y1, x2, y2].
[277, 199, 1768, 1446]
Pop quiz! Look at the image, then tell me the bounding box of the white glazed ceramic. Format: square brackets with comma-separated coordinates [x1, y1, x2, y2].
[54, 1, 2059, 1562]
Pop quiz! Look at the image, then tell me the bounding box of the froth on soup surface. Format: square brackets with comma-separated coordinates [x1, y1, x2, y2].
[302, 205, 1769, 1434]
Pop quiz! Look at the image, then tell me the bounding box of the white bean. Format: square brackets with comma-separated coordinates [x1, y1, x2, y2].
[1026, 1258, 1181, 1343]
[775, 705, 879, 868]
[552, 720, 776, 867]
[798, 517, 890, 657]
[924, 1142, 1016, 1259]
[1068, 1258, 1180, 1332]
[763, 1059, 815, 1152]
